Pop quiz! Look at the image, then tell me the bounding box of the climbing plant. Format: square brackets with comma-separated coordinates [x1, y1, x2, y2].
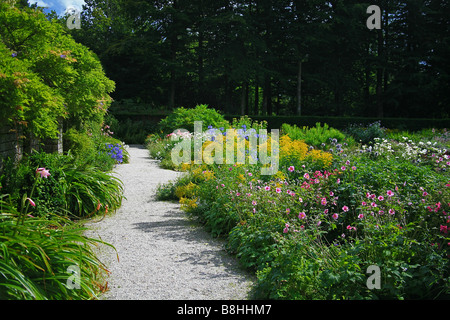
[0, 2, 115, 140]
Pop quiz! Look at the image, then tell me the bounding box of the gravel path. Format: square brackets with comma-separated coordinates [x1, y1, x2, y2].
[84, 145, 254, 300]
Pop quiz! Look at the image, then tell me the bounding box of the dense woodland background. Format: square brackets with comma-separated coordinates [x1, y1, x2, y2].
[57, 0, 449, 119]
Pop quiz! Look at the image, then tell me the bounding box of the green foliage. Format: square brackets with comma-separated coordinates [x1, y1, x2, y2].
[158, 104, 230, 134]
[155, 122, 450, 300]
[345, 121, 386, 145]
[0, 152, 123, 219]
[63, 126, 128, 171]
[106, 115, 159, 144]
[230, 115, 267, 131]
[281, 122, 352, 149]
[0, 3, 114, 140]
[0, 195, 113, 300]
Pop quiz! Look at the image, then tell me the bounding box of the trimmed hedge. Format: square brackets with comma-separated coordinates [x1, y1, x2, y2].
[225, 115, 450, 131]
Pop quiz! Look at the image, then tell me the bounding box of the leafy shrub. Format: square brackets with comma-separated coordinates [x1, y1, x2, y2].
[231, 115, 267, 131]
[63, 127, 128, 171]
[345, 121, 386, 145]
[0, 3, 114, 140]
[158, 104, 229, 134]
[281, 122, 350, 149]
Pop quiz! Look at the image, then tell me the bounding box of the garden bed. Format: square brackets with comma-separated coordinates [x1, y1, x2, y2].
[148, 105, 450, 300]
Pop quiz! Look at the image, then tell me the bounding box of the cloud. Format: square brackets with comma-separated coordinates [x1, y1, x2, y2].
[28, 0, 53, 8]
[28, 0, 85, 15]
[60, 0, 85, 13]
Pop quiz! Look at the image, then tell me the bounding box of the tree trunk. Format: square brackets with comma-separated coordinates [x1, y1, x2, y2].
[376, 28, 384, 118]
[240, 82, 247, 115]
[263, 76, 271, 116]
[254, 82, 259, 115]
[297, 60, 302, 115]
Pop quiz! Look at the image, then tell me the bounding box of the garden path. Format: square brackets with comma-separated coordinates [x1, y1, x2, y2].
[84, 145, 254, 300]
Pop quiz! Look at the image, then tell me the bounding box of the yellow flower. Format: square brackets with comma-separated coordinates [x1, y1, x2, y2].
[274, 171, 286, 181]
[175, 182, 198, 199]
[180, 197, 198, 212]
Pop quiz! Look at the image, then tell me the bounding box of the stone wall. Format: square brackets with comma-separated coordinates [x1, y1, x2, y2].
[0, 120, 63, 169]
[0, 125, 22, 168]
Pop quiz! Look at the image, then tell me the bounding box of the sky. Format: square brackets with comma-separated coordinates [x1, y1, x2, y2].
[28, 0, 85, 16]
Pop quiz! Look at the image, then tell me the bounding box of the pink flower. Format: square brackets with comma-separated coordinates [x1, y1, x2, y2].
[358, 213, 364, 219]
[386, 190, 394, 197]
[351, 166, 356, 171]
[378, 195, 384, 201]
[265, 186, 270, 191]
[26, 198, 35, 207]
[336, 178, 340, 184]
[236, 192, 241, 196]
[286, 208, 290, 214]
[252, 200, 257, 206]
[248, 172, 253, 177]
[298, 212, 307, 220]
[440, 225, 448, 234]
[332, 213, 339, 220]
[288, 166, 295, 172]
[36, 167, 51, 178]
[371, 202, 377, 208]
[321, 198, 327, 206]
[283, 224, 289, 233]
[341, 166, 346, 171]
[342, 205, 349, 212]
[304, 173, 310, 180]
[298, 197, 303, 203]
[329, 191, 334, 197]
[361, 201, 367, 206]
[423, 191, 428, 197]
[389, 209, 395, 215]
[276, 188, 281, 193]
[324, 209, 329, 214]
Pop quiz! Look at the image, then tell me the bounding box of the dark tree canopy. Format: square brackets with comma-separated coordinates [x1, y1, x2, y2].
[67, 0, 449, 118]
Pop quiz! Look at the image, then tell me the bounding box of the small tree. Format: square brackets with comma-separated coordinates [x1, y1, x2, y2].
[0, 3, 114, 144]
